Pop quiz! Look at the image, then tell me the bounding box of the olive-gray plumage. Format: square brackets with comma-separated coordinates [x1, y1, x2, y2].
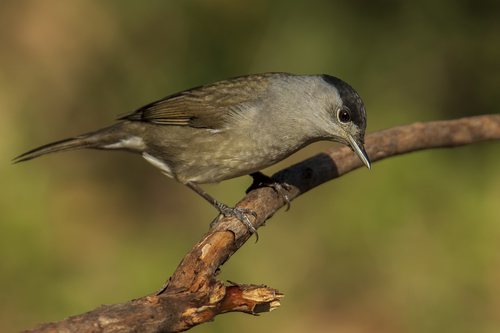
[14, 73, 371, 239]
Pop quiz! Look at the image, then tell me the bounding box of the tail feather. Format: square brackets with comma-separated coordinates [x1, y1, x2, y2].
[13, 122, 134, 163]
[13, 136, 95, 163]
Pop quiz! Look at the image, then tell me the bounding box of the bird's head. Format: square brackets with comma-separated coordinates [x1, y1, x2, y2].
[320, 75, 370, 169]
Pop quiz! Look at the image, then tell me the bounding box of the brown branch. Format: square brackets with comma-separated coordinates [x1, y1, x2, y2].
[23, 114, 500, 333]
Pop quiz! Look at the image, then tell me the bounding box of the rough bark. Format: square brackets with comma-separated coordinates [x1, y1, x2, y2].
[23, 114, 500, 333]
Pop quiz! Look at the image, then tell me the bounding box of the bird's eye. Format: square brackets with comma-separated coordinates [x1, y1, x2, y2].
[338, 108, 351, 123]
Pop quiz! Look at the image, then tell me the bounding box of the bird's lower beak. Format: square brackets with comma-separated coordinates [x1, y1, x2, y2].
[347, 135, 371, 169]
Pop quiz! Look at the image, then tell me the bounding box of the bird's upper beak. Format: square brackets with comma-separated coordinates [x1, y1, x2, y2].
[347, 135, 371, 169]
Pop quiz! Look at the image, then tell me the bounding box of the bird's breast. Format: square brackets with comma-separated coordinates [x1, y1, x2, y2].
[145, 125, 307, 184]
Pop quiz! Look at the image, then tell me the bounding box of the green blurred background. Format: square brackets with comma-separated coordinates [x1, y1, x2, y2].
[1, 1, 499, 332]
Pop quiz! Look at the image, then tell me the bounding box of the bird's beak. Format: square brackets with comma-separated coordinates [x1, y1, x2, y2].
[347, 135, 371, 169]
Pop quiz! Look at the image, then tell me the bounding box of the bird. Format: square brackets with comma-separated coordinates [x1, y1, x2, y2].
[14, 72, 371, 241]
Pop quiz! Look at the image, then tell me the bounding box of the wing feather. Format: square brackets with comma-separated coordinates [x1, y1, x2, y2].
[116, 73, 291, 129]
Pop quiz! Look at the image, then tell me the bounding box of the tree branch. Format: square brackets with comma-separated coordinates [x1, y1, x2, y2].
[23, 114, 500, 333]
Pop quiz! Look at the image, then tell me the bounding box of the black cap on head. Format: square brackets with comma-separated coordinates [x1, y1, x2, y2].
[321, 74, 370, 169]
[321, 75, 366, 132]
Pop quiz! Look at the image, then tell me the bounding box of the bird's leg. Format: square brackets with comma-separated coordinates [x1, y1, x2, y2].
[247, 172, 292, 211]
[185, 181, 259, 241]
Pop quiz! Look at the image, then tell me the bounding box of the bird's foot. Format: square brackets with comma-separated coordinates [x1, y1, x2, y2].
[247, 172, 292, 211]
[214, 201, 259, 242]
[184, 181, 260, 242]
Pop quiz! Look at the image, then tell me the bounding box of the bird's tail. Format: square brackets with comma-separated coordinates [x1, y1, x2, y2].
[13, 122, 135, 163]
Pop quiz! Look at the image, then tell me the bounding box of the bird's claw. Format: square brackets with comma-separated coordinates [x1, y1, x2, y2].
[269, 182, 292, 211]
[248, 172, 292, 211]
[214, 202, 259, 242]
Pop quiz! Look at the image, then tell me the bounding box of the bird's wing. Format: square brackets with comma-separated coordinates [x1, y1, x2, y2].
[117, 73, 287, 129]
